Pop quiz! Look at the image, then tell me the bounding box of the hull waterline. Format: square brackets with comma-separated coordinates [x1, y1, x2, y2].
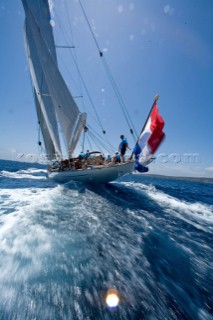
[47, 161, 134, 183]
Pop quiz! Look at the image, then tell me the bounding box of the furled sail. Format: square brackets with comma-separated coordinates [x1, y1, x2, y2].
[22, 0, 86, 158]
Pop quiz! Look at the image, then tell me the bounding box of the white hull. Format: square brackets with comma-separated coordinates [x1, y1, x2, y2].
[47, 161, 134, 183]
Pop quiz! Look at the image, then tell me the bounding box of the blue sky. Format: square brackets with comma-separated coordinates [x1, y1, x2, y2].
[0, 0, 213, 177]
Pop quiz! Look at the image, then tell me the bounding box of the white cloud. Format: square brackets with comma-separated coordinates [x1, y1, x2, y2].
[205, 167, 213, 171]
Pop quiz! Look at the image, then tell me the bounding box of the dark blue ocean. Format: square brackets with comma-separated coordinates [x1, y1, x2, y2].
[0, 159, 212, 320]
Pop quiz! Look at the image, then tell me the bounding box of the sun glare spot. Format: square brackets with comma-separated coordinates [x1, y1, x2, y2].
[129, 3, 135, 11]
[164, 5, 170, 14]
[118, 5, 124, 13]
[105, 289, 120, 308]
[129, 34, 135, 41]
[49, 19, 55, 27]
[164, 5, 174, 15]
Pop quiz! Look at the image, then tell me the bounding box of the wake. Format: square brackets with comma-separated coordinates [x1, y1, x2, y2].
[114, 181, 213, 226]
[0, 168, 47, 180]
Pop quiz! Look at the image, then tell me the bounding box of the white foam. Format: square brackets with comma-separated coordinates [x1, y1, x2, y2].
[0, 184, 62, 214]
[0, 185, 63, 283]
[17, 168, 46, 174]
[117, 181, 213, 225]
[1, 169, 46, 180]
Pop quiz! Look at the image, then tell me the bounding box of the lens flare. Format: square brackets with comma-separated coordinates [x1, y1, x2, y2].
[105, 289, 120, 308]
[49, 19, 55, 27]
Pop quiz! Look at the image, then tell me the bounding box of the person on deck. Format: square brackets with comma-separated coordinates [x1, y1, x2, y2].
[85, 150, 91, 159]
[106, 154, 112, 163]
[119, 134, 131, 162]
[112, 152, 121, 164]
[78, 151, 86, 159]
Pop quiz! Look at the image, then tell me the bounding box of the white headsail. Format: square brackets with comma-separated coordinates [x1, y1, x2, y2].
[22, 0, 86, 158]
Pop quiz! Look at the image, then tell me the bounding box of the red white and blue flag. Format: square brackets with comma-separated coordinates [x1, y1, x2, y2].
[134, 103, 165, 169]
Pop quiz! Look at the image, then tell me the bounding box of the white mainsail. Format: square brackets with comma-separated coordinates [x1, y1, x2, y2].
[23, 1, 62, 159]
[22, 0, 86, 158]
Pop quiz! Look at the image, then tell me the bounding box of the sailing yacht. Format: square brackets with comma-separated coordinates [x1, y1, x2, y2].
[21, 0, 165, 184]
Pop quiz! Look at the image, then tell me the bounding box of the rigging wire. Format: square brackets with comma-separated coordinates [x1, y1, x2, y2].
[55, 47, 102, 130]
[87, 131, 105, 153]
[87, 125, 115, 152]
[87, 127, 115, 154]
[78, 0, 138, 143]
[52, 3, 107, 136]
[85, 134, 93, 151]
[64, 0, 83, 96]
[81, 125, 115, 155]
[77, 122, 114, 155]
